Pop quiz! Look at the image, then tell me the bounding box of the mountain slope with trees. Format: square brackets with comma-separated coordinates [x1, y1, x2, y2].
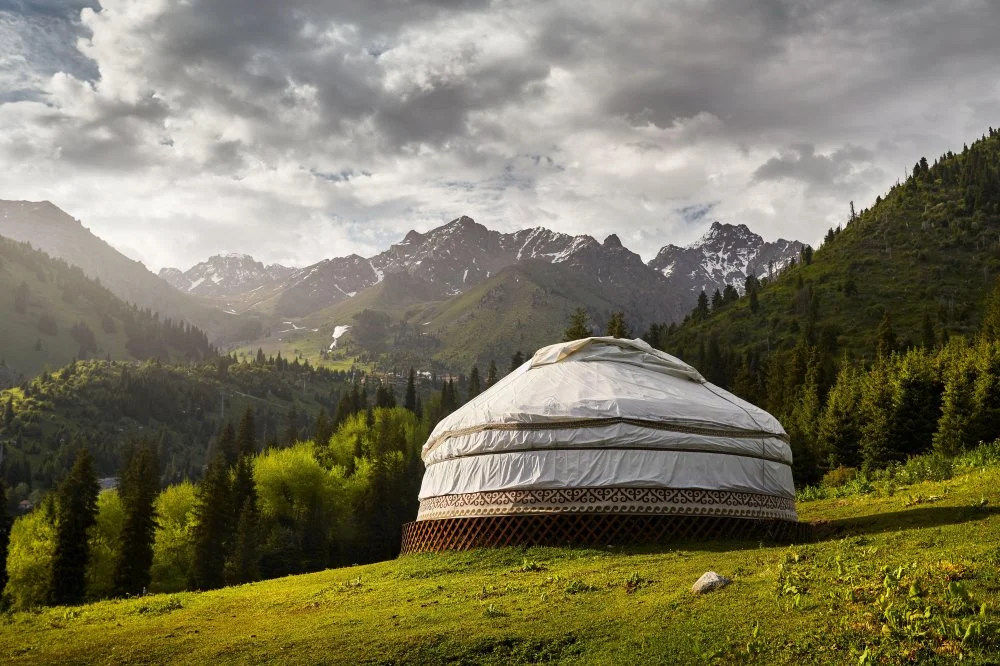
[648, 127, 1000, 483]
[0, 235, 215, 382]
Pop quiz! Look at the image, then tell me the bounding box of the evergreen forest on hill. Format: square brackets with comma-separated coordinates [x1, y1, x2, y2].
[0, 236, 215, 382]
[641, 128, 1000, 485]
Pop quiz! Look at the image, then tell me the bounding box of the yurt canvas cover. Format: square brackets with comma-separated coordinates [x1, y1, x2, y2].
[416, 337, 796, 523]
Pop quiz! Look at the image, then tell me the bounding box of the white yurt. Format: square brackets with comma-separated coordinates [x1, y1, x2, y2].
[401, 337, 802, 553]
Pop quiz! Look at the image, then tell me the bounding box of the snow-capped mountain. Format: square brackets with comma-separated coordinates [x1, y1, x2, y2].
[648, 221, 802, 296]
[159, 253, 295, 298]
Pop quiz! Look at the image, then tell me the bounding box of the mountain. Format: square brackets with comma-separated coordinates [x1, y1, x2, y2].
[656, 128, 1000, 372]
[0, 234, 215, 382]
[159, 253, 295, 297]
[648, 221, 802, 296]
[0, 200, 258, 345]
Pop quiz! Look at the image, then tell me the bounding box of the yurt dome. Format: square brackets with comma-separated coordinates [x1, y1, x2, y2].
[401, 337, 802, 553]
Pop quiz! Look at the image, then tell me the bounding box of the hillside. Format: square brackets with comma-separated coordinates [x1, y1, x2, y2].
[0, 235, 215, 382]
[658, 129, 1000, 367]
[1, 458, 998, 664]
[0, 201, 261, 347]
[0, 357, 351, 497]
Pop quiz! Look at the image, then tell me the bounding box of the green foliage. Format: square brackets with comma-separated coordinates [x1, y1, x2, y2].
[188, 452, 232, 591]
[149, 482, 197, 594]
[86, 490, 124, 600]
[2, 503, 56, 610]
[563, 307, 593, 341]
[606, 311, 629, 338]
[113, 440, 160, 596]
[51, 448, 100, 605]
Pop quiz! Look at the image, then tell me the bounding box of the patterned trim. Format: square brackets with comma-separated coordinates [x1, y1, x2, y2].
[426, 445, 791, 467]
[425, 417, 789, 454]
[417, 487, 798, 522]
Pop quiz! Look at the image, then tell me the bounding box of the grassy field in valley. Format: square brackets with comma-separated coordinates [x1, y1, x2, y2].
[2, 464, 999, 665]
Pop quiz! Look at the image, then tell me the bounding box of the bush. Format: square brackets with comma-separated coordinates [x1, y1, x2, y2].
[3, 506, 56, 609]
[821, 466, 858, 488]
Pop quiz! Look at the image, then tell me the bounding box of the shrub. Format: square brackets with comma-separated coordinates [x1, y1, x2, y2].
[822, 466, 858, 488]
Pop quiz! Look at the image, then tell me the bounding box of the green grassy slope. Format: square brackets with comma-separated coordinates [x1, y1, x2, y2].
[0, 236, 214, 382]
[3, 465, 998, 664]
[661, 129, 1000, 365]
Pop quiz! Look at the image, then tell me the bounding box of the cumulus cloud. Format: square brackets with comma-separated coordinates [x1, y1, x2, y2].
[0, 0, 999, 270]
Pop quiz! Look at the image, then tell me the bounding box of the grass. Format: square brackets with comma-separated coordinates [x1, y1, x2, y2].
[2, 467, 1000, 664]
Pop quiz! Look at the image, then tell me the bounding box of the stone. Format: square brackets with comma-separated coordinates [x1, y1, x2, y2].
[691, 571, 731, 594]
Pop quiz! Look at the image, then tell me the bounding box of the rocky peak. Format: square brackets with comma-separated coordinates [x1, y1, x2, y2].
[603, 233, 623, 248]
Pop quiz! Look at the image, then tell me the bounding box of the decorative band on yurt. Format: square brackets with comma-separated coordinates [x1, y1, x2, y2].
[399, 514, 813, 554]
[416, 487, 797, 522]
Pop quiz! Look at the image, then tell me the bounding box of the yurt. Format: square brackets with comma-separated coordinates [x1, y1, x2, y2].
[400, 337, 806, 553]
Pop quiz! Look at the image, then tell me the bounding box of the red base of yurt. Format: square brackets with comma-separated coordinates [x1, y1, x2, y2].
[400, 514, 812, 554]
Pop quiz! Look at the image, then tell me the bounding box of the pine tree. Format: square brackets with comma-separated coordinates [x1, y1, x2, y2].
[980, 276, 1000, 342]
[50, 448, 100, 605]
[226, 454, 259, 585]
[217, 421, 237, 468]
[694, 291, 709, 320]
[606, 311, 629, 338]
[113, 440, 160, 597]
[283, 407, 299, 447]
[468, 366, 481, 400]
[404, 368, 417, 412]
[313, 409, 333, 448]
[921, 312, 937, 349]
[486, 360, 498, 388]
[875, 313, 897, 358]
[749, 288, 759, 313]
[0, 478, 12, 600]
[510, 351, 525, 372]
[563, 308, 593, 341]
[235, 407, 257, 458]
[710, 289, 723, 311]
[189, 451, 232, 590]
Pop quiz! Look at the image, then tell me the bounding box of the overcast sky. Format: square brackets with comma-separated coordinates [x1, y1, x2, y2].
[1, 0, 998, 271]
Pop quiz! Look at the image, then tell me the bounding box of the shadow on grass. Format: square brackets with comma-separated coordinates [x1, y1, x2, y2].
[811, 504, 999, 541]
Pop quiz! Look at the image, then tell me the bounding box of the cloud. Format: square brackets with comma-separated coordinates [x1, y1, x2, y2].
[0, 0, 999, 270]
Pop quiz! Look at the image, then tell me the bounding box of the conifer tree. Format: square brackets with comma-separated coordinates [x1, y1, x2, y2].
[510, 351, 525, 371]
[226, 454, 259, 585]
[113, 439, 159, 597]
[236, 407, 257, 458]
[51, 448, 100, 605]
[563, 308, 593, 341]
[875, 313, 897, 358]
[710, 289, 723, 311]
[0, 478, 12, 600]
[468, 366, 481, 400]
[694, 291, 709, 320]
[217, 421, 238, 468]
[313, 409, 333, 448]
[189, 451, 232, 590]
[749, 288, 759, 314]
[980, 276, 1000, 342]
[921, 312, 937, 349]
[606, 311, 629, 338]
[404, 368, 417, 412]
[283, 407, 299, 447]
[486, 360, 498, 388]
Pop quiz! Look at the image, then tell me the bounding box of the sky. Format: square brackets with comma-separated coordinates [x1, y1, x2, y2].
[1, 0, 998, 271]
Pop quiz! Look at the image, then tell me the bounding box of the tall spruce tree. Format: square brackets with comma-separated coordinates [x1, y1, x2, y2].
[235, 407, 257, 458]
[217, 421, 238, 468]
[510, 351, 525, 372]
[51, 448, 100, 605]
[404, 368, 417, 412]
[0, 478, 12, 602]
[468, 366, 481, 400]
[314, 409, 334, 448]
[563, 308, 593, 341]
[486, 360, 498, 388]
[226, 454, 259, 585]
[189, 451, 232, 590]
[283, 407, 299, 447]
[113, 439, 160, 596]
[606, 311, 629, 338]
